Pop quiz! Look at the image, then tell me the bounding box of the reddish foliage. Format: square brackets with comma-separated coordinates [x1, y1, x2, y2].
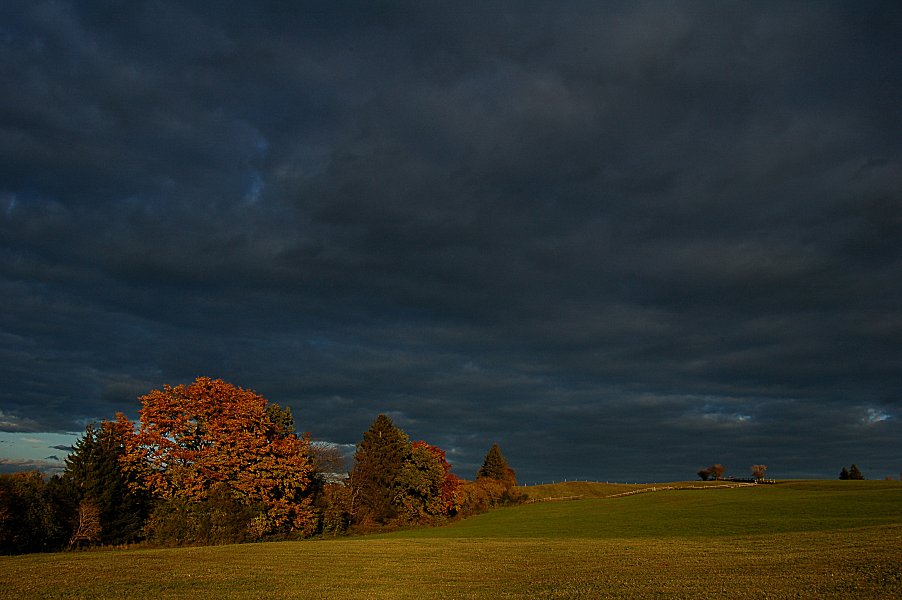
[119, 377, 315, 536]
[412, 441, 461, 515]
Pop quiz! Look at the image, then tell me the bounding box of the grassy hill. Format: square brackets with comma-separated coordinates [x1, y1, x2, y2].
[516, 479, 759, 501]
[2, 480, 900, 598]
[442, 479, 902, 538]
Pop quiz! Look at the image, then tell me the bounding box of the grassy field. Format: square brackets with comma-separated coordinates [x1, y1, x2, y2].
[2, 480, 900, 598]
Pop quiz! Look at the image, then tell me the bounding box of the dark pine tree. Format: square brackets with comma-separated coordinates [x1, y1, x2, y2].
[349, 414, 411, 525]
[477, 443, 516, 486]
[64, 421, 148, 545]
[848, 464, 865, 480]
[839, 467, 850, 480]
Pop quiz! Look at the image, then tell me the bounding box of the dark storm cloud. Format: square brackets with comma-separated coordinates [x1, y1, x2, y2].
[2, 1, 900, 481]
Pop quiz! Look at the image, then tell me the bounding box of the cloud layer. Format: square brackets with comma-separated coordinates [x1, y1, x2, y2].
[2, 1, 900, 481]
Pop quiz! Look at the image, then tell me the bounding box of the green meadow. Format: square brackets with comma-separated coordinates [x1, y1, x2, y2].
[2, 480, 900, 599]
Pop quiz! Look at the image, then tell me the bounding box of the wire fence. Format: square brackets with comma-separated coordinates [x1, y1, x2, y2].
[522, 481, 763, 503]
[520, 478, 776, 487]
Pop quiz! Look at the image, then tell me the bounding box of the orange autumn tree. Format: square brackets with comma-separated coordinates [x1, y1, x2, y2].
[118, 377, 315, 537]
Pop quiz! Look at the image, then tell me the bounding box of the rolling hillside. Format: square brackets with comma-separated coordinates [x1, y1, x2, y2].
[391, 479, 902, 539]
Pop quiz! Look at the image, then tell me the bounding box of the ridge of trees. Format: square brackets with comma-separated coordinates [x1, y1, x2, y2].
[0, 378, 522, 553]
[697, 464, 726, 481]
[343, 414, 521, 533]
[697, 464, 774, 483]
[839, 464, 865, 480]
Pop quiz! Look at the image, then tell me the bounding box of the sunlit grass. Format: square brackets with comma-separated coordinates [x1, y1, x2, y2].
[2, 480, 900, 598]
[409, 479, 902, 539]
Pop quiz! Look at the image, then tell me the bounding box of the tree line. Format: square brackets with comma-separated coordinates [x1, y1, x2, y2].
[0, 377, 523, 554]
[838, 464, 865, 480]
[696, 464, 769, 482]
[697, 463, 878, 482]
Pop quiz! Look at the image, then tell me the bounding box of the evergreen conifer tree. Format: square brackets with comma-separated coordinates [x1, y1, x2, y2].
[350, 414, 411, 524]
[477, 443, 516, 486]
[64, 422, 148, 545]
[848, 464, 865, 480]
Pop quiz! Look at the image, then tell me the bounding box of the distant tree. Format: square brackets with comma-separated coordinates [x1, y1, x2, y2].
[119, 377, 316, 538]
[750, 465, 768, 482]
[310, 442, 349, 481]
[477, 443, 517, 487]
[64, 421, 148, 545]
[698, 464, 725, 481]
[349, 414, 411, 525]
[477, 443, 507, 480]
[839, 467, 850, 480]
[306, 442, 351, 535]
[848, 464, 864, 480]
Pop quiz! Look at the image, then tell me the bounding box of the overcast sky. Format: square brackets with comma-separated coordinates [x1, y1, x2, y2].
[2, 1, 900, 482]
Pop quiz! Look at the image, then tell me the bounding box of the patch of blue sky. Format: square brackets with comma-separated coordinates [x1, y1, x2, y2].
[863, 408, 891, 424]
[0, 431, 81, 462]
